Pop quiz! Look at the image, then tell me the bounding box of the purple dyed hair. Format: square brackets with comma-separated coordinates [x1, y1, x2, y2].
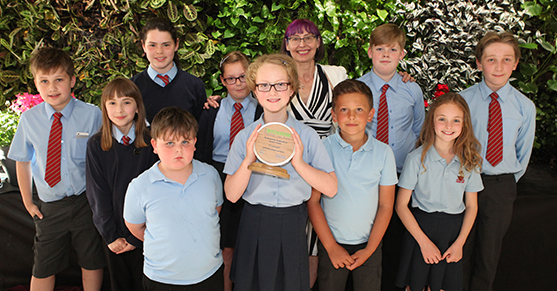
[280, 19, 325, 62]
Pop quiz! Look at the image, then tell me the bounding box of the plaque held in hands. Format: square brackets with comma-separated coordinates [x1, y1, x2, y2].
[248, 122, 295, 179]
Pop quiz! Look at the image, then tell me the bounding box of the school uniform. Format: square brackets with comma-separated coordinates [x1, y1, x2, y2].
[460, 80, 536, 291]
[131, 63, 206, 124]
[396, 145, 483, 291]
[223, 113, 335, 291]
[86, 123, 159, 291]
[195, 94, 262, 249]
[123, 160, 223, 287]
[8, 98, 105, 278]
[319, 131, 398, 291]
[357, 70, 425, 173]
[358, 69, 425, 291]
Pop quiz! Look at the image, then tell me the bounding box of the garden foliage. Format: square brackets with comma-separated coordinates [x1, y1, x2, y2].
[0, 0, 555, 161]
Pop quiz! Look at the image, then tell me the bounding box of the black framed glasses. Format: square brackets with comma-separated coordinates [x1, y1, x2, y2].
[255, 82, 290, 92]
[223, 75, 246, 85]
[286, 35, 318, 46]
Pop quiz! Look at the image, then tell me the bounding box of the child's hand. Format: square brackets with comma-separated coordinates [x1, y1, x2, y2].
[326, 243, 354, 269]
[26, 204, 43, 219]
[347, 248, 373, 270]
[203, 95, 221, 109]
[290, 127, 305, 169]
[244, 124, 261, 165]
[419, 239, 442, 264]
[398, 71, 415, 83]
[442, 242, 463, 263]
[116, 241, 137, 254]
[108, 238, 127, 254]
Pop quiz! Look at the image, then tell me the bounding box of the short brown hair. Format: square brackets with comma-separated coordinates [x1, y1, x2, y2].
[369, 24, 406, 49]
[246, 54, 300, 101]
[475, 31, 521, 62]
[29, 47, 74, 77]
[332, 79, 374, 110]
[151, 107, 198, 140]
[219, 51, 250, 74]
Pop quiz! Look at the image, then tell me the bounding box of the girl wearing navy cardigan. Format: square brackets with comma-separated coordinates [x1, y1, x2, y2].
[86, 78, 158, 291]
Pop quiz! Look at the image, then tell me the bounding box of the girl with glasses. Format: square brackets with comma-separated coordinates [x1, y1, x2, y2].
[195, 51, 263, 291]
[223, 54, 338, 291]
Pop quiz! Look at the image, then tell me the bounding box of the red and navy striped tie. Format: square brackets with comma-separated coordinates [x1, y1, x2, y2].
[486, 92, 503, 166]
[376, 84, 389, 144]
[45, 112, 63, 187]
[230, 103, 244, 148]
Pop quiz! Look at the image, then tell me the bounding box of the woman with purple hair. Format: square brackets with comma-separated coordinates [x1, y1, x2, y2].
[281, 19, 347, 139]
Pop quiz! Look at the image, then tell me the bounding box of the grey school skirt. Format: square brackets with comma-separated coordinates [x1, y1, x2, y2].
[230, 201, 310, 291]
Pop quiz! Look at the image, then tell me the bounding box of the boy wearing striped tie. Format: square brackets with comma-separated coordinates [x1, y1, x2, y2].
[358, 23, 425, 291]
[461, 31, 536, 291]
[8, 47, 104, 291]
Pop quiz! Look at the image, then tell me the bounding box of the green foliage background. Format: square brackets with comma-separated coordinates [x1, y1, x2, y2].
[0, 0, 556, 162]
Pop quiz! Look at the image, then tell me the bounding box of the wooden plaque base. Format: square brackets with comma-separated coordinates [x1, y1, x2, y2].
[248, 162, 290, 179]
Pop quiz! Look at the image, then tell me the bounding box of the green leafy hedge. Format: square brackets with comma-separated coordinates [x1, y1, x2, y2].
[1, 0, 556, 162]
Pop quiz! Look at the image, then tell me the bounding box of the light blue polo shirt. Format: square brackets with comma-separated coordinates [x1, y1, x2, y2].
[398, 145, 484, 214]
[212, 93, 258, 163]
[321, 131, 398, 244]
[123, 160, 223, 285]
[223, 113, 335, 207]
[8, 98, 102, 202]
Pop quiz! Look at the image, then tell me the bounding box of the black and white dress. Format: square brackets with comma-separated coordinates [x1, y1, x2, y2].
[288, 64, 347, 139]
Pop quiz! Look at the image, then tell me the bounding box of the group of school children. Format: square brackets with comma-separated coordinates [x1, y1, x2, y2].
[7, 16, 535, 291]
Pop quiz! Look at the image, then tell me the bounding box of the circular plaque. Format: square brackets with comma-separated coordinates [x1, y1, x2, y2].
[253, 122, 295, 166]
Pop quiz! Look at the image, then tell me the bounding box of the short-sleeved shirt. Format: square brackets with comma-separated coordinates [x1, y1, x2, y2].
[358, 70, 425, 172]
[8, 98, 102, 202]
[123, 160, 224, 285]
[460, 80, 536, 181]
[398, 145, 484, 214]
[223, 113, 335, 207]
[321, 131, 398, 244]
[212, 93, 258, 163]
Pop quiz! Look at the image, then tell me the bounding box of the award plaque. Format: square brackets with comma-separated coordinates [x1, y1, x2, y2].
[248, 122, 295, 179]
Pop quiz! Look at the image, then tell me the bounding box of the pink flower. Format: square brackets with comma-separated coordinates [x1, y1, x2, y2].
[10, 93, 43, 114]
[10, 93, 76, 114]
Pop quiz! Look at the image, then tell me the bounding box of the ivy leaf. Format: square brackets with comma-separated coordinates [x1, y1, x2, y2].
[223, 29, 235, 39]
[271, 3, 282, 12]
[247, 26, 257, 34]
[548, 80, 557, 92]
[522, 2, 543, 16]
[377, 9, 389, 22]
[212, 31, 222, 38]
[518, 81, 538, 94]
